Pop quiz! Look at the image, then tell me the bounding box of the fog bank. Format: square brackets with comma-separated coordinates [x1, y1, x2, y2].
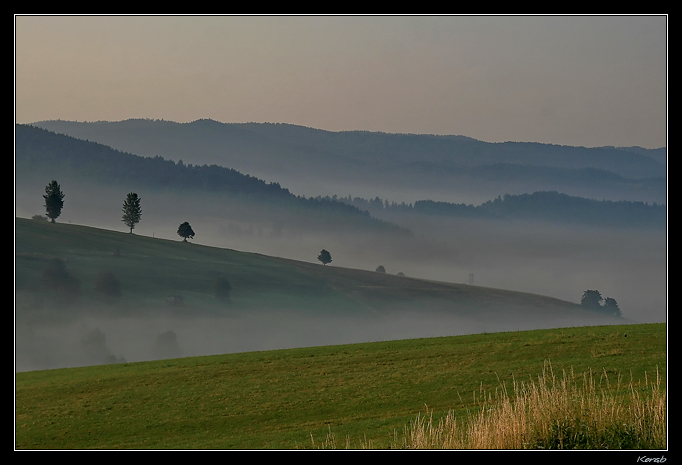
[16, 307, 630, 373]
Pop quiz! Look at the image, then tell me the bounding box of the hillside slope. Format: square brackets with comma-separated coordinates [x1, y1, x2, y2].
[15, 217, 619, 317]
[15, 218, 626, 371]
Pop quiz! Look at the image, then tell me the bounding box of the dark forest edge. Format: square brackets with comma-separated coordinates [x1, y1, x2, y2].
[16, 124, 666, 230]
[320, 191, 666, 229]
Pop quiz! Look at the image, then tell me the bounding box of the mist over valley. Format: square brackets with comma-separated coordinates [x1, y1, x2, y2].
[15, 121, 666, 372]
[30, 119, 666, 205]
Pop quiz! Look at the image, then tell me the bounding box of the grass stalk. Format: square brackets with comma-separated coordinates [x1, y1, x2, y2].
[394, 362, 666, 450]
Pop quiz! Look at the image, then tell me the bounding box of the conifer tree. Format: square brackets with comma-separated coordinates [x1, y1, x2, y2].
[121, 192, 142, 233]
[43, 180, 65, 223]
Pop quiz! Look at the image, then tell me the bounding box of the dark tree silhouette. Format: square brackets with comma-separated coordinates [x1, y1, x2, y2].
[375, 265, 386, 273]
[177, 222, 195, 242]
[121, 192, 142, 233]
[580, 289, 603, 311]
[603, 297, 622, 317]
[580, 290, 622, 317]
[43, 180, 64, 223]
[317, 249, 332, 265]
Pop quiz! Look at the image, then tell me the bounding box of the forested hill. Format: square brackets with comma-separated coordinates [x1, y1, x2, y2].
[14, 124, 405, 234]
[332, 191, 666, 229]
[414, 192, 666, 228]
[15, 124, 666, 231]
[30, 119, 667, 205]
[15, 123, 291, 198]
[32, 118, 666, 178]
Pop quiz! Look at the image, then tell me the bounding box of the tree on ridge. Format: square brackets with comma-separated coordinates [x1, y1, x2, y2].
[317, 249, 332, 265]
[43, 180, 65, 223]
[121, 192, 142, 233]
[177, 222, 195, 242]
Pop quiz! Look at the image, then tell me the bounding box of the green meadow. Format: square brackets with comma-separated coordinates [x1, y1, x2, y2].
[15, 323, 665, 449]
[15, 217, 665, 449]
[15, 216, 621, 324]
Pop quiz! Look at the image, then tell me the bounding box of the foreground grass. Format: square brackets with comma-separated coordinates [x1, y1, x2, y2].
[15, 323, 665, 449]
[394, 362, 665, 449]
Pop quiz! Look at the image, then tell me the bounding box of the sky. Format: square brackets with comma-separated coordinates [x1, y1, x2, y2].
[14, 15, 667, 149]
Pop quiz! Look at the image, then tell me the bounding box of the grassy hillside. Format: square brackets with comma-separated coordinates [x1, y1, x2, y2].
[15, 216, 622, 323]
[15, 322, 666, 449]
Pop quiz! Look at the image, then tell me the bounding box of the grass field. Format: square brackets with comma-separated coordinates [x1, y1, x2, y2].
[15, 217, 664, 449]
[15, 216, 624, 323]
[15, 322, 665, 449]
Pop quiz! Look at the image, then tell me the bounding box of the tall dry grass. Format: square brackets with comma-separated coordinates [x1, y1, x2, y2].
[395, 362, 666, 450]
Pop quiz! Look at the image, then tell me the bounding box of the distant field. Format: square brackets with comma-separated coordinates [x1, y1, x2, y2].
[15, 323, 665, 449]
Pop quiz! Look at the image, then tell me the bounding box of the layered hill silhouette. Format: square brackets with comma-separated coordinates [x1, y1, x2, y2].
[14, 124, 406, 236]
[29, 118, 666, 204]
[14, 122, 667, 322]
[14, 122, 663, 371]
[15, 123, 665, 232]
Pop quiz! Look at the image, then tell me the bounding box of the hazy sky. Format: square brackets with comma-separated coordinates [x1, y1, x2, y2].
[15, 15, 667, 148]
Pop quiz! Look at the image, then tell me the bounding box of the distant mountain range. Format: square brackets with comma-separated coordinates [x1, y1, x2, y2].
[14, 124, 407, 236]
[28, 119, 667, 204]
[15, 123, 665, 230]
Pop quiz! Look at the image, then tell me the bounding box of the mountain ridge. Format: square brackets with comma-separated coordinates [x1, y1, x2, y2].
[28, 118, 666, 205]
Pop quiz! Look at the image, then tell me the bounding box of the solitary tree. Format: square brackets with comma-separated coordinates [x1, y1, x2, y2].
[580, 289, 603, 311]
[375, 265, 386, 273]
[43, 180, 65, 223]
[317, 249, 332, 265]
[121, 192, 142, 233]
[603, 297, 622, 317]
[177, 222, 195, 242]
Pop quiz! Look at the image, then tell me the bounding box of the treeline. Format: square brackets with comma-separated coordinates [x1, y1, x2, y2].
[15, 124, 407, 235]
[321, 191, 666, 229]
[15, 124, 293, 199]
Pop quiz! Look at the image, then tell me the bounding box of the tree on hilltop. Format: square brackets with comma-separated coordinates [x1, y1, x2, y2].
[122, 192, 142, 233]
[43, 180, 64, 223]
[317, 249, 332, 265]
[177, 222, 195, 242]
